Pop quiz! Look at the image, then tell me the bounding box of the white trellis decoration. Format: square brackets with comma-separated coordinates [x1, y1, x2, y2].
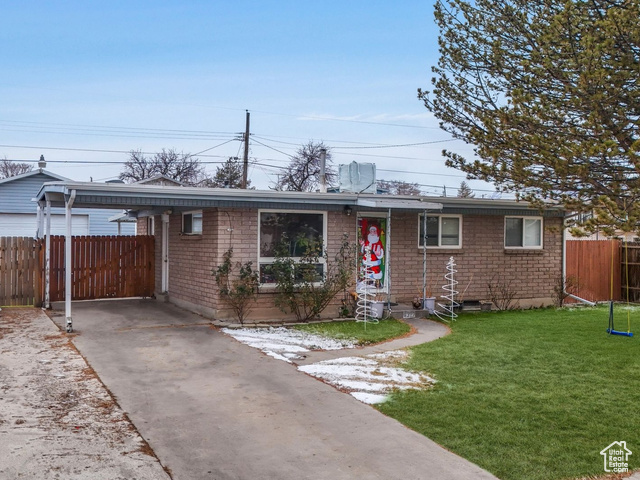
[435, 256, 459, 323]
[356, 245, 380, 327]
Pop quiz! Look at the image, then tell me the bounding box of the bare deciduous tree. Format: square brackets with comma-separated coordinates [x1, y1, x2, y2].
[119, 149, 206, 186]
[273, 141, 336, 192]
[378, 179, 422, 196]
[0, 158, 33, 179]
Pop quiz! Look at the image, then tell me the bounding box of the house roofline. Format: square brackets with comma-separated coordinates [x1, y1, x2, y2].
[34, 181, 564, 216]
[0, 168, 71, 185]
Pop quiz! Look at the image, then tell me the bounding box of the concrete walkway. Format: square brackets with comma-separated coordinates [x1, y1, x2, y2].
[51, 299, 496, 480]
[294, 315, 450, 366]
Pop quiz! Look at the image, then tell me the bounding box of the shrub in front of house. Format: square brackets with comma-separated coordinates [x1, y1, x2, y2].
[212, 248, 260, 324]
[270, 234, 355, 322]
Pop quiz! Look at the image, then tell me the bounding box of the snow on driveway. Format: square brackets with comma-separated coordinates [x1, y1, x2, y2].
[223, 327, 435, 404]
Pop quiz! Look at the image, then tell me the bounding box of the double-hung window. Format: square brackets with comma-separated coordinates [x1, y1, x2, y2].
[182, 210, 203, 235]
[419, 215, 462, 248]
[505, 216, 542, 248]
[258, 210, 326, 284]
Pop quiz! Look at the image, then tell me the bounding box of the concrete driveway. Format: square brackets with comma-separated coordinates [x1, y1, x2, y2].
[52, 299, 497, 480]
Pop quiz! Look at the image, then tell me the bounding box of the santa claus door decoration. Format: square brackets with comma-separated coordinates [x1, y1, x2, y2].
[357, 217, 388, 291]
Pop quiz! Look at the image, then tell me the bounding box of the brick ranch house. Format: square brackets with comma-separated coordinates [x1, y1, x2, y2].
[36, 181, 564, 322]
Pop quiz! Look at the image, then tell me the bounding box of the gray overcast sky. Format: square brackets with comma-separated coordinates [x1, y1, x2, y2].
[0, 0, 494, 196]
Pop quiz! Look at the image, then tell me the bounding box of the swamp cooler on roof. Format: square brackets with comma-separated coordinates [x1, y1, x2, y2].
[338, 162, 377, 194]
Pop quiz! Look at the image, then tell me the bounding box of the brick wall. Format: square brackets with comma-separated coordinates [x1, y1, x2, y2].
[166, 210, 219, 312]
[136, 218, 148, 235]
[389, 213, 562, 307]
[162, 207, 563, 321]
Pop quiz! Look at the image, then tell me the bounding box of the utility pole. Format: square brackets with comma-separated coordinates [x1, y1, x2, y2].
[242, 110, 250, 189]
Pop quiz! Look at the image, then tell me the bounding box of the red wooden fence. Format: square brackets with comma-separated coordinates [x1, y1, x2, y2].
[565, 239, 620, 303]
[47, 236, 154, 302]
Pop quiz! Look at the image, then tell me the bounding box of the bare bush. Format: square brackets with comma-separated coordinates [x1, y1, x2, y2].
[487, 275, 519, 311]
[552, 275, 580, 307]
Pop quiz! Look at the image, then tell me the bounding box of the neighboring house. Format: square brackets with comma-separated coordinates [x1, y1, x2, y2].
[36, 181, 565, 322]
[134, 175, 185, 187]
[0, 168, 135, 236]
[565, 211, 637, 241]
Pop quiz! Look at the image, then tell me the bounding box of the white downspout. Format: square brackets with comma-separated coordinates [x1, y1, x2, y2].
[65, 190, 76, 332]
[386, 208, 391, 309]
[36, 203, 43, 239]
[161, 213, 170, 293]
[422, 209, 428, 310]
[45, 199, 52, 309]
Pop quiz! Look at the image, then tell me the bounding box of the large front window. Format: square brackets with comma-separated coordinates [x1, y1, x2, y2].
[258, 210, 326, 284]
[419, 215, 461, 248]
[505, 217, 542, 248]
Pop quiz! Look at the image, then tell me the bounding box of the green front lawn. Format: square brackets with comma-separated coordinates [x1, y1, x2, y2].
[293, 318, 411, 345]
[377, 306, 640, 480]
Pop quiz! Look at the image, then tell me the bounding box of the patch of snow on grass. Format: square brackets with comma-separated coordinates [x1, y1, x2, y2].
[222, 327, 435, 405]
[351, 392, 389, 404]
[222, 327, 357, 362]
[298, 351, 436, 404]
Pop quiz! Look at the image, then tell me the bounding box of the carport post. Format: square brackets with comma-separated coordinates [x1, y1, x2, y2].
[64, 190, 76, 333]
[44, 199, 52, 309]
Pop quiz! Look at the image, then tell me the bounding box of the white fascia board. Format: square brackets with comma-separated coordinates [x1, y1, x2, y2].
[357, 198, 443, 210]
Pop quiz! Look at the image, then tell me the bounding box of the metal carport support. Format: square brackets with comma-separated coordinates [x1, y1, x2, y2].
[64, 190, 76, 332]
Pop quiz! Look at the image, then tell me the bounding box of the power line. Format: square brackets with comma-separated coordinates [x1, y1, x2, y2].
[247, 109, 442, 130]
[252, 133, 458, 149]
[6, 158, 234, 166]
[249, 136, 458, 162]
[0, 144, 231, 158]
[193, 138, 241, 156]
[377, 168, 466, 179]
[250, 138, 295, 159]
[0, 126, 237, 141]
[332, 139, 455, 149]
[0, 119, 239, 136]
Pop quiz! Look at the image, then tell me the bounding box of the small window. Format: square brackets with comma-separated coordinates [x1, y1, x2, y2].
[258, 210, 326, 284]
[182, 211, 203, 235]
[419, 215, 461, 248]
[505, 217, 542, 248]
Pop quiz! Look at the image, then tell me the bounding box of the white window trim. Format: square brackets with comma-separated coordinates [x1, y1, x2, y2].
[418, 214, 463, 249]
[182, 210, 203, 235]
[504, 216, 543, 249]
[258, 209, 328, 286]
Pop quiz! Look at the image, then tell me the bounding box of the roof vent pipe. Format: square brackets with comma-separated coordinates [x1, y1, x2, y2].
[38, 155, 46, 169]
[319, 148, 327, 193]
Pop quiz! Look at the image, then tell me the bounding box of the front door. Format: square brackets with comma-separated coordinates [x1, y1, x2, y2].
[357, 214, 389, 293]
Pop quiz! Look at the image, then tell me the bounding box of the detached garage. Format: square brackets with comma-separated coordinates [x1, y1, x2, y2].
[0, 212, 89, 236]
[0, 163, 134, 236]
